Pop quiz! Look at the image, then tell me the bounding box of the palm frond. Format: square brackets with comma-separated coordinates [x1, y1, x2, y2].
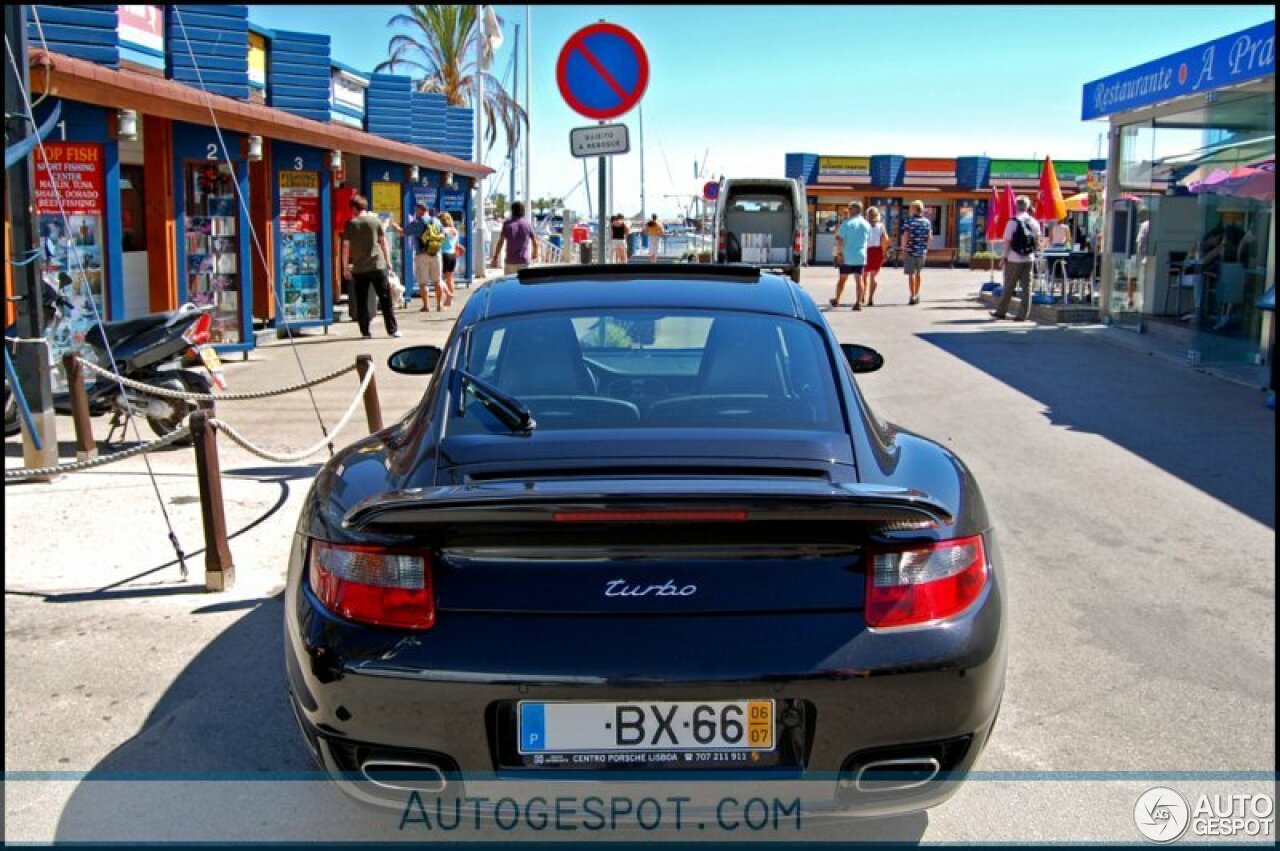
[378, 4, 524, 157]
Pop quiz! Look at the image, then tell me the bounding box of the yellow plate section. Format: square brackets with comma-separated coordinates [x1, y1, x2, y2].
[747, 699, 774, 749]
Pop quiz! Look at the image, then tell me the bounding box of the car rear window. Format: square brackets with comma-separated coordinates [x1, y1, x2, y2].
[729, 197, 788, 213]
[453, 310, 844, 434]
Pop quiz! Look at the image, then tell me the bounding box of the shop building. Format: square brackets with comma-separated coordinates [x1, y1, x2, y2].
[784, 153, 1104, 266]
[8, 4, 491, 359]
[1084, 19, 1274, 377]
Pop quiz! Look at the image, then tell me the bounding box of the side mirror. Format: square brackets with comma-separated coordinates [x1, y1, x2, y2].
[387, 345, 443, 375]
[841, 343, 884, 374]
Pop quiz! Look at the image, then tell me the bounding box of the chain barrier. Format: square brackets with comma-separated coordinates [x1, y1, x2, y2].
[6, 361, 373, 477]
[4, 425, 193, 481]
[207, 364, 375, 463]
[74, 358, 359, 403]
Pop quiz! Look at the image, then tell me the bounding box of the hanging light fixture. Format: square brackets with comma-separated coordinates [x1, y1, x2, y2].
[247, 135, 263, 162]
[408, 165, 420, 183]
[117, 109, 139, 142]
[329, 150, 343, 171]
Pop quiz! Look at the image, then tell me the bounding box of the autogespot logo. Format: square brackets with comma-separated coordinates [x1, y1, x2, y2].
[1135, 787, 1190, 843]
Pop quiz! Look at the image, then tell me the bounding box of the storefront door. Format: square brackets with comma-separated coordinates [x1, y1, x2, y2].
[173, 122, 252, 353]
[273, 142, 332, 329]
[439, 184, 469, 281]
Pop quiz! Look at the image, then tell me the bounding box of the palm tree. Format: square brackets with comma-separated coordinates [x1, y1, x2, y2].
[374, 5, 526, 157]
[532, 197, 564, 216]
[489, 192, 508, 219]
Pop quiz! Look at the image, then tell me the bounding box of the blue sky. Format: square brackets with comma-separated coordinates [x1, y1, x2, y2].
[248, 4, 1275, 218]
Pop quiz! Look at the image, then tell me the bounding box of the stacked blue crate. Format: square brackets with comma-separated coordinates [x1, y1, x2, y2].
[411, 92, 448, 153]
[443, 105, 474, 161]
[365, 73, 414, 144]
[166, 5, 249, 100]
[955, 157, 991, 190]
[785, 153, 819, 186]
[268, 29, 331, 122]
[26, 5, 119, 68]
[870, 155, 906, 188]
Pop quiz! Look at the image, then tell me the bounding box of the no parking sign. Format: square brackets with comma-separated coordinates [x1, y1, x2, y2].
[556, 22, 649, 121]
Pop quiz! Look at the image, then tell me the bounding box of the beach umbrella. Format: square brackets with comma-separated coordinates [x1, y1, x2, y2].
[1235, 169, 1275, 200]
[1191, 168, 1232, 193]
[1036, 156, 1067, 222]
[984, 186, 1005, 241]
[1063, 192, 1089, 212]
[1001, 183, 1017, 226]
[1219, 161, 1275, 201]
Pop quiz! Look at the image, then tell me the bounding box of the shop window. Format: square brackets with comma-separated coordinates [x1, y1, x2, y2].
[184, 162, 241, 345]
[33, 141, 107, 384]
[120, 164, 147, 253]
[371, 180, 403, 282]
[924, 205, 946, 249]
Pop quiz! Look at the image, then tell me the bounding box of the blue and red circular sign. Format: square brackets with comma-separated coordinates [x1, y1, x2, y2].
[556, 22, 649, 121]
[703, 181, 720, 201]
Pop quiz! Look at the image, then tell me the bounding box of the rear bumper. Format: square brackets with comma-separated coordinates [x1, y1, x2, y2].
[284, 535, 1007, 817]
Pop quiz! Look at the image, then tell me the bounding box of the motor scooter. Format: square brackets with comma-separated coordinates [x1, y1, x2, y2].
[5, 292, 223, 442]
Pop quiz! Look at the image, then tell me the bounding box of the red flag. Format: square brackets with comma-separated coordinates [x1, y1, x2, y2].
[1037, 156, 1067, 222]
[988, 183, 1016, 243]
[984, 186, 1004, 241]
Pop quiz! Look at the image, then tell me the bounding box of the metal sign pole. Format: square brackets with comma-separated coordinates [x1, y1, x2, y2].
[597, 152, 607, 265]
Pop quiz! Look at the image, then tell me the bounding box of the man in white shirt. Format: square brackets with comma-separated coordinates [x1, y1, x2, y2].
[990, 196, 1042, 322]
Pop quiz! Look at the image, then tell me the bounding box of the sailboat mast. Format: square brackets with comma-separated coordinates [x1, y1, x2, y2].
[510, 22, 519, 205]
[523, 4, 531, 209]
[639, 103, 646, 221]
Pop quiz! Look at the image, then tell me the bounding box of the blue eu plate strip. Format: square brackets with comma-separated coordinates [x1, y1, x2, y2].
[520, 703, 546, 752]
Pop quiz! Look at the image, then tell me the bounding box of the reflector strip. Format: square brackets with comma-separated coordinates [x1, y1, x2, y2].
[552, 510, 748, 523]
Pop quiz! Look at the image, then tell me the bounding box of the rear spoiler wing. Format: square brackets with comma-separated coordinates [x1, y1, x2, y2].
[343, 481, 953, 532]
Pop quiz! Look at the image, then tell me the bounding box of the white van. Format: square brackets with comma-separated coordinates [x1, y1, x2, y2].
[713, 178, 808, 282]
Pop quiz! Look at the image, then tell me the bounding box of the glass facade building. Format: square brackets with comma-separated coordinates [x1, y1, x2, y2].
[1086, 20, 1275, 374]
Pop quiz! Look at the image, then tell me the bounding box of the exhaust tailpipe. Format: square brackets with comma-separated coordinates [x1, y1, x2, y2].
[850, 757, 942, 793]
[358, 758, 448, 793]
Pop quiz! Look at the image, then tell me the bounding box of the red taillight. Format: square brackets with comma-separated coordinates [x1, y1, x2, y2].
[865, 535, 988, 628]
[183, 313, 212, 347]
[793, 232, 804, 255]
[718, 229, 726, 252]
[308, 541, 435, 630]
[553, 509, 748, 523]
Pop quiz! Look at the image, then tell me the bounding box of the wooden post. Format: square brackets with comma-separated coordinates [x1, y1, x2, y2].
[355, 354, 383, 434]
[62, 354, 97, 461]
[190, 410, 235, 591]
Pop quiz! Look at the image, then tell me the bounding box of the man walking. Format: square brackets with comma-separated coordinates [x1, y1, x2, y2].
[900, 200, 933, 305]
[490, 201, 539, 274]
[831, 202, 872, 310]
[990, 195, 1042, 321]
[341, 194, 400, 338]
[404, 201, 444, 311]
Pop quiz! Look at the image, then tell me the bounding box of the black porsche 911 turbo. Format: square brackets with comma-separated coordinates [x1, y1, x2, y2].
[285, 264, 1005, 818]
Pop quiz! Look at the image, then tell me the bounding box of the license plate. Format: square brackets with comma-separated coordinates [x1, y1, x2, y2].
[518, 700, 774, 754]
[198, 346, 222, 373]
[198, 346, 227, 390]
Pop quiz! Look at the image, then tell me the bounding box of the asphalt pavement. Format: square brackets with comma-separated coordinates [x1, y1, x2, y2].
[4, 264, 1274, 843]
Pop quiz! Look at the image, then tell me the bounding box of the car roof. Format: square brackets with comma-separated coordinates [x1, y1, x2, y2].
[476, 265, 806, 320]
